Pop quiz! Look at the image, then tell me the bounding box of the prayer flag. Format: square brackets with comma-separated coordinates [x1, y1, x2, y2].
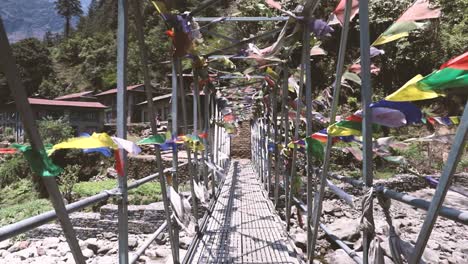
[417, 68, 468, 91]
[305, 137, 324, 162]
[449, 116, 460, 124]
[369, 100, 422, 124]
[373, 0, 440, 46]
[114, 149, 124, 177]
[13, 144, 63, 177]
[327, 120, 362, 136]
[53, 133, 117, 151]
[440, 52, 468, 70]
[112, 137, 142, 155]
[385, 75, 442, 101]
[372, 21, 425, 46]
[332, 0, 359, 25]
[138, 134, 166, 145]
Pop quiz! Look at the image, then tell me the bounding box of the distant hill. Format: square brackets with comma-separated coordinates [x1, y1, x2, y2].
[0, 0, 91, 43]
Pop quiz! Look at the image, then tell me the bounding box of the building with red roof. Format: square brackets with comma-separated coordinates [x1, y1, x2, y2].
[0, 98, 108, 141]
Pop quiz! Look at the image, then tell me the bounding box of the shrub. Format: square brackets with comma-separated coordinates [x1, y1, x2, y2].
[0, 155, 31, 188]
[59, 164, 81, 202]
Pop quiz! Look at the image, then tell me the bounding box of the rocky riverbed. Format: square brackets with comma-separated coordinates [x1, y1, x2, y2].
[0, 174, 467, 263]
[284, 174, 468, 264]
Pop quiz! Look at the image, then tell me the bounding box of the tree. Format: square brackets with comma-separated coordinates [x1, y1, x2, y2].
[0, 38, 54, 99]
[54, 0, 83, 38]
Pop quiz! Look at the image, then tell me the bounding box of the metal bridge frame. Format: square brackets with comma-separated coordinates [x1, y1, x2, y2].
[0, 0, 466, 264]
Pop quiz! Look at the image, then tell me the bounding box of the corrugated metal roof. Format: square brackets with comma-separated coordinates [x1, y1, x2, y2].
[55, 91, 94, 100]
[95, 84, 144, 96]
[28, 98, 107, 109]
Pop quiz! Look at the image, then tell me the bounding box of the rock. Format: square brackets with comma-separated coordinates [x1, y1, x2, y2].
[155, 232, 166, 245]
[179, 236, 191, 250]
[128, 237, 138, 249]
[43, 237, 60, 249]
[0, 249, 9, 257]
[450, 251, 467, 264]
[56, 243, 70, 256]
[325, 249, 356, 264]
[422, 247, 440, 264]
[0, 239, 12, 250]
[30, 255, 57, 264]
[7, 242, 21, 253]
[36, 246, 46, 256]
[107, 247, 118, 255]
[155, 247, 171, 258]
[428, 241, 440, 250]
[384, 256, 395, 264]
[85, 238, 99, 253]
[82, 248, 95, 259]
[16, 247, 35, 260]
[97, 243, 113, 255]
[457, 240, 468, 254]
[327, 218, 361, 242]
[292, 231, 307, 251]
[46, 249, 60, 257]
[18, 240, 30, 250]
[103, 232, 117, 241]
[145, 249, 158, 259]
[95, 255, 116, 264]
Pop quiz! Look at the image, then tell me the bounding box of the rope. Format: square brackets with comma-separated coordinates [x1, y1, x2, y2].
[359, 187, 375, 237]
[376, 188, 404, 264]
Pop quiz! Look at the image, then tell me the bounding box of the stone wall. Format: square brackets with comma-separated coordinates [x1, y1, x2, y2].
[230, 122, 251, 159]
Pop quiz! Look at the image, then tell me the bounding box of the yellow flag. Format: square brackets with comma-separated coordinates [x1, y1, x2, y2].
[385, 75, 442, 102]
[449, 116, 460, 124]
[53, 133, 117, 150]
[327, 124, 361, 137]
[373, 32, 409, 46]
[151, 1, 167, 14]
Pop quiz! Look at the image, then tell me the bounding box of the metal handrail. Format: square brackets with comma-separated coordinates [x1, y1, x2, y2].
[0, 163, 187, 241]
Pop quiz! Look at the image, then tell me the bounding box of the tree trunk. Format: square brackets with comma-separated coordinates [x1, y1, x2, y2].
[65, 17, 70, 38]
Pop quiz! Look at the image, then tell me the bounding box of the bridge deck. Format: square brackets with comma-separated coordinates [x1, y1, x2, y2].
[191, 159, 299, 263]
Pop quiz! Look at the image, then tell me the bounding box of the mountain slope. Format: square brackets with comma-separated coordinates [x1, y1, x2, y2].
[0, 0, 90, 42]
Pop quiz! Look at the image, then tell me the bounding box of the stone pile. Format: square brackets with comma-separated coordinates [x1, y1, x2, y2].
[286, 175, 468, 264]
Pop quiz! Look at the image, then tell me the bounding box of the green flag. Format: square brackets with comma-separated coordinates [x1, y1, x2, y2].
[137, 134, 166, 145]
[12, 144, 63, 177]
[305, 137, 324, 162]
[419, 68, 468, 91]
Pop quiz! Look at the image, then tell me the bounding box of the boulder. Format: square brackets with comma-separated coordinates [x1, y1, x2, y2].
[82, 248, 95, 259]
[0, 239, 12, 250]
[327, 218, 361, 242]
[325, 249, 357, 264]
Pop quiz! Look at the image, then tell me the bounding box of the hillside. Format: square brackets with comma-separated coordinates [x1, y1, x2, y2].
[0, 0, 91, 42]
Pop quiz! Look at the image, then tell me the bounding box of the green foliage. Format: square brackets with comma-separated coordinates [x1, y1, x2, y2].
[0, 199, 51, 226]
[59, 164, 81, 202]
[73, 179, 162, 205]
[54, 0, 83, 37]
[0, 179, 52, 225]
[37, 117, 74, 145]
[0, 38, 53, 97]
[0, 155, 31, 188]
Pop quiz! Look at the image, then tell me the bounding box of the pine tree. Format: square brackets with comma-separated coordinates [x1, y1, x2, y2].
[54, 0, 83, 38]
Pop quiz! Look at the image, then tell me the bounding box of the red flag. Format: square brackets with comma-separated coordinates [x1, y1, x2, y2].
[199, 132, 208, 139]
[114, 149, 124, 177]
[397, 0, 441, 22]
[440, 52, 468, 70]
[346, 114, 363, 122]
[333, 0, 359, 25]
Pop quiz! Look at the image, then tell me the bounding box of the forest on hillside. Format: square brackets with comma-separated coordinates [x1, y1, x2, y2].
[0, 0, 466, 114]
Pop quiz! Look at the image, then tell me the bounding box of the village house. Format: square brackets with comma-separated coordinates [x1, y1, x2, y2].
[0, 98, 107, 141]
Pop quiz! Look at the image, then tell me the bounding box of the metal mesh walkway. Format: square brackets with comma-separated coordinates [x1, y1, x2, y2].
[191, 159, 300, 263]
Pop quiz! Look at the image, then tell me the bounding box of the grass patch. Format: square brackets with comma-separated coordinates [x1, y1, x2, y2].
[375, 169, 395, 180]
[0, 199, 52, 226]
[0, 180, 52, 225]
[73, 179, 162, 205]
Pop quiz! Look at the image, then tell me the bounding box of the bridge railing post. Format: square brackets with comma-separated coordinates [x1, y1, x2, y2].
[308, 0, 353, 261]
